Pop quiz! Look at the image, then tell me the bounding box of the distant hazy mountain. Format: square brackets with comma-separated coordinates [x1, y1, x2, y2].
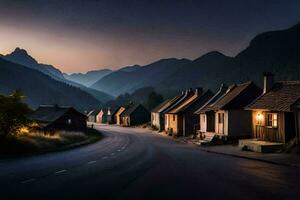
[0, 57, 100, 111]
[92, 22, 300, 98]
[2, 48, 113, 103]
[65, 69, 112, 87]
[91, 58, 191, 96]
[118, 65, 141, 72]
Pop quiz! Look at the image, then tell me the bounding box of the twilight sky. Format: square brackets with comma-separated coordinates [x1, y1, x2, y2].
[0, 0, 300, 73]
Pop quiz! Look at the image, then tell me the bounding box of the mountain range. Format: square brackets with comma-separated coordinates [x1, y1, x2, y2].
[1, 22, 300, 110]
[0, 49, 113, 103]
[0, 57, 100, 111]
[64, 69, 112, 87]
[89, 23, 300, 98]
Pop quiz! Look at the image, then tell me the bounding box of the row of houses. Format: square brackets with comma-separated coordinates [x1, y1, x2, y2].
[151, 73, 300, 151]
[87, 103, 150, 127]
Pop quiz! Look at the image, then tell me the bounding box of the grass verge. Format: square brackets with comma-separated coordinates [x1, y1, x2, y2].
[0, 128, 103, 158]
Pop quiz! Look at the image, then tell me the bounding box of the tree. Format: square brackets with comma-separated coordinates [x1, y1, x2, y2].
[146, 91, 164, 110]
[0, 90, 31, 140]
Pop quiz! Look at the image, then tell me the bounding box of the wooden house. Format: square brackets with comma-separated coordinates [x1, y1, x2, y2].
[164, 88, 214, 136]
[195, 82, 262, 139]
[195, 84, 228, 134]
[87, 109, 101, 123]
[164, 89, 195, 132]
[114, 106, 126, 125]
[29, 105, 87, 131]
[151, 93, 185, 131]
[120, 104, 150, 126]
[247, 73, 300, 143]
[96, 108, 108, 123]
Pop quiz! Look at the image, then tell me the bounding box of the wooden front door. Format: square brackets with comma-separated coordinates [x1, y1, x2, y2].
[217, 113, 225, 134]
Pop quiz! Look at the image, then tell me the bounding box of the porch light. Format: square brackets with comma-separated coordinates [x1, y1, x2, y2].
[256, 113, 263, 124]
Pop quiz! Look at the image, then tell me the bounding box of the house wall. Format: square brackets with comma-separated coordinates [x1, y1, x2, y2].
[251, 110, 286, 143]
[200, 114, 207, 133]
[115, 107, 125, 125]
[129, 106, 150, 126]
[215, 110, 228, 135]
[47, 111, 87, 131]
[228, 110, 252, 137]
[88, 115, 96, 123]
[96, 110, 104, 123]
[166, 114, 178, 134]
[151, 112, 161, 129]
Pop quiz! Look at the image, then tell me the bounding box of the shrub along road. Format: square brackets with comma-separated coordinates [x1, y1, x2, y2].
[0, 124, 299, 200]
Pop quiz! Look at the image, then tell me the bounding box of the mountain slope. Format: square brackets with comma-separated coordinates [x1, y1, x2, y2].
[99, 22, 300, 98]
[3, 48, 65, 80]
[2, 48, 113, 103]
[91, 58, 191, 96]
[0, 57, 100, 111]
[65, 69, 112, 87]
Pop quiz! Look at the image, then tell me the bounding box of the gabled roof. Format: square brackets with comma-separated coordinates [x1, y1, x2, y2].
[168, 90, 214, 114]
[88, 109, 101, 116]
[29, 105, 86, 123]
[121, 104, 148, 117]
[151, 99, 171, 113]
[195, 84, 228, 114]
[200, 82, 261, 112]
[163, 91, 194, 114]
[247, 81, 300, 112]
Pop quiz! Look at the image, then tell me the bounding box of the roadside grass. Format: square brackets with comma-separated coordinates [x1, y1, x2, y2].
[0, 128, 102, 157]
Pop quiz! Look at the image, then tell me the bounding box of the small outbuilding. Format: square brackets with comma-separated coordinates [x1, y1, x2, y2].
[29, 105, 87, 131]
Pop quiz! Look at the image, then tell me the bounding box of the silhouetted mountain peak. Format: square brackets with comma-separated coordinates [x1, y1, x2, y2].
[5, 47, 38, 65]
[195, 51, 228, 61]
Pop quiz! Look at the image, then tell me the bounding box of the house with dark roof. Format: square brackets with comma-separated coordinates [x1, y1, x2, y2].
[195, 84, 228, 134]
[195, 81, 262, 139]
[120, 104, 150, 126]
[29, 105, 87, 131]
[87, 109, 101, 123]
[96, 107, 119, 124]
[114, 106, 126, 125]
[163, 89, 195, 133]
[165, 88, 214, 137]
[151, 93, 185, 131]
[246, 73, 300, 144]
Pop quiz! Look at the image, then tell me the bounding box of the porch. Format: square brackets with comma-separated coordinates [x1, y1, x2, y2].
[239, 139, 284, 153]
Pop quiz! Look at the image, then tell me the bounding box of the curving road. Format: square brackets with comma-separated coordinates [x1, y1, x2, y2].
[0, 124, 299, 200]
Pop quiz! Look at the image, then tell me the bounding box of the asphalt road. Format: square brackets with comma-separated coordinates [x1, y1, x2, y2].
[0, 124, 299, 200]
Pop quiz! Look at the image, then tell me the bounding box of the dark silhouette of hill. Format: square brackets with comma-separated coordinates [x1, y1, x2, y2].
[1, 48, 113, 103]
[0, 57, 100, 111]
[91, 58, 191, 96]
[91, 22, 300, 98]
[65, 69, 113, 87]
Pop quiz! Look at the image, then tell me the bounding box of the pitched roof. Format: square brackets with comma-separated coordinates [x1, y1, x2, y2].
[88, 109, 101, 116]
[168, 90, 214, 114]
[151, 99, 171, 113]
[29, 105, 85, 123]
[195, 84, 228, 114]
[247, 81, 300, 112]
[200, 82, 261, 112]
[121, 104, 147, 117]
[163, 91, 194, 114]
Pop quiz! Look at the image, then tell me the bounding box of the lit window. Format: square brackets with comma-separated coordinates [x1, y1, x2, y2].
[67, 119, 72, 124]
[267, 113, 278, 128]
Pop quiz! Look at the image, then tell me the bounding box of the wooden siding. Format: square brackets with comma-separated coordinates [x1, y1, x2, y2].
[251, 110, 285, 143]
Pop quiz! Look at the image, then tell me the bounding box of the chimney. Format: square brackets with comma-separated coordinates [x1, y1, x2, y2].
[263, 72, 274, 94]
[195, 87, 203, 96]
